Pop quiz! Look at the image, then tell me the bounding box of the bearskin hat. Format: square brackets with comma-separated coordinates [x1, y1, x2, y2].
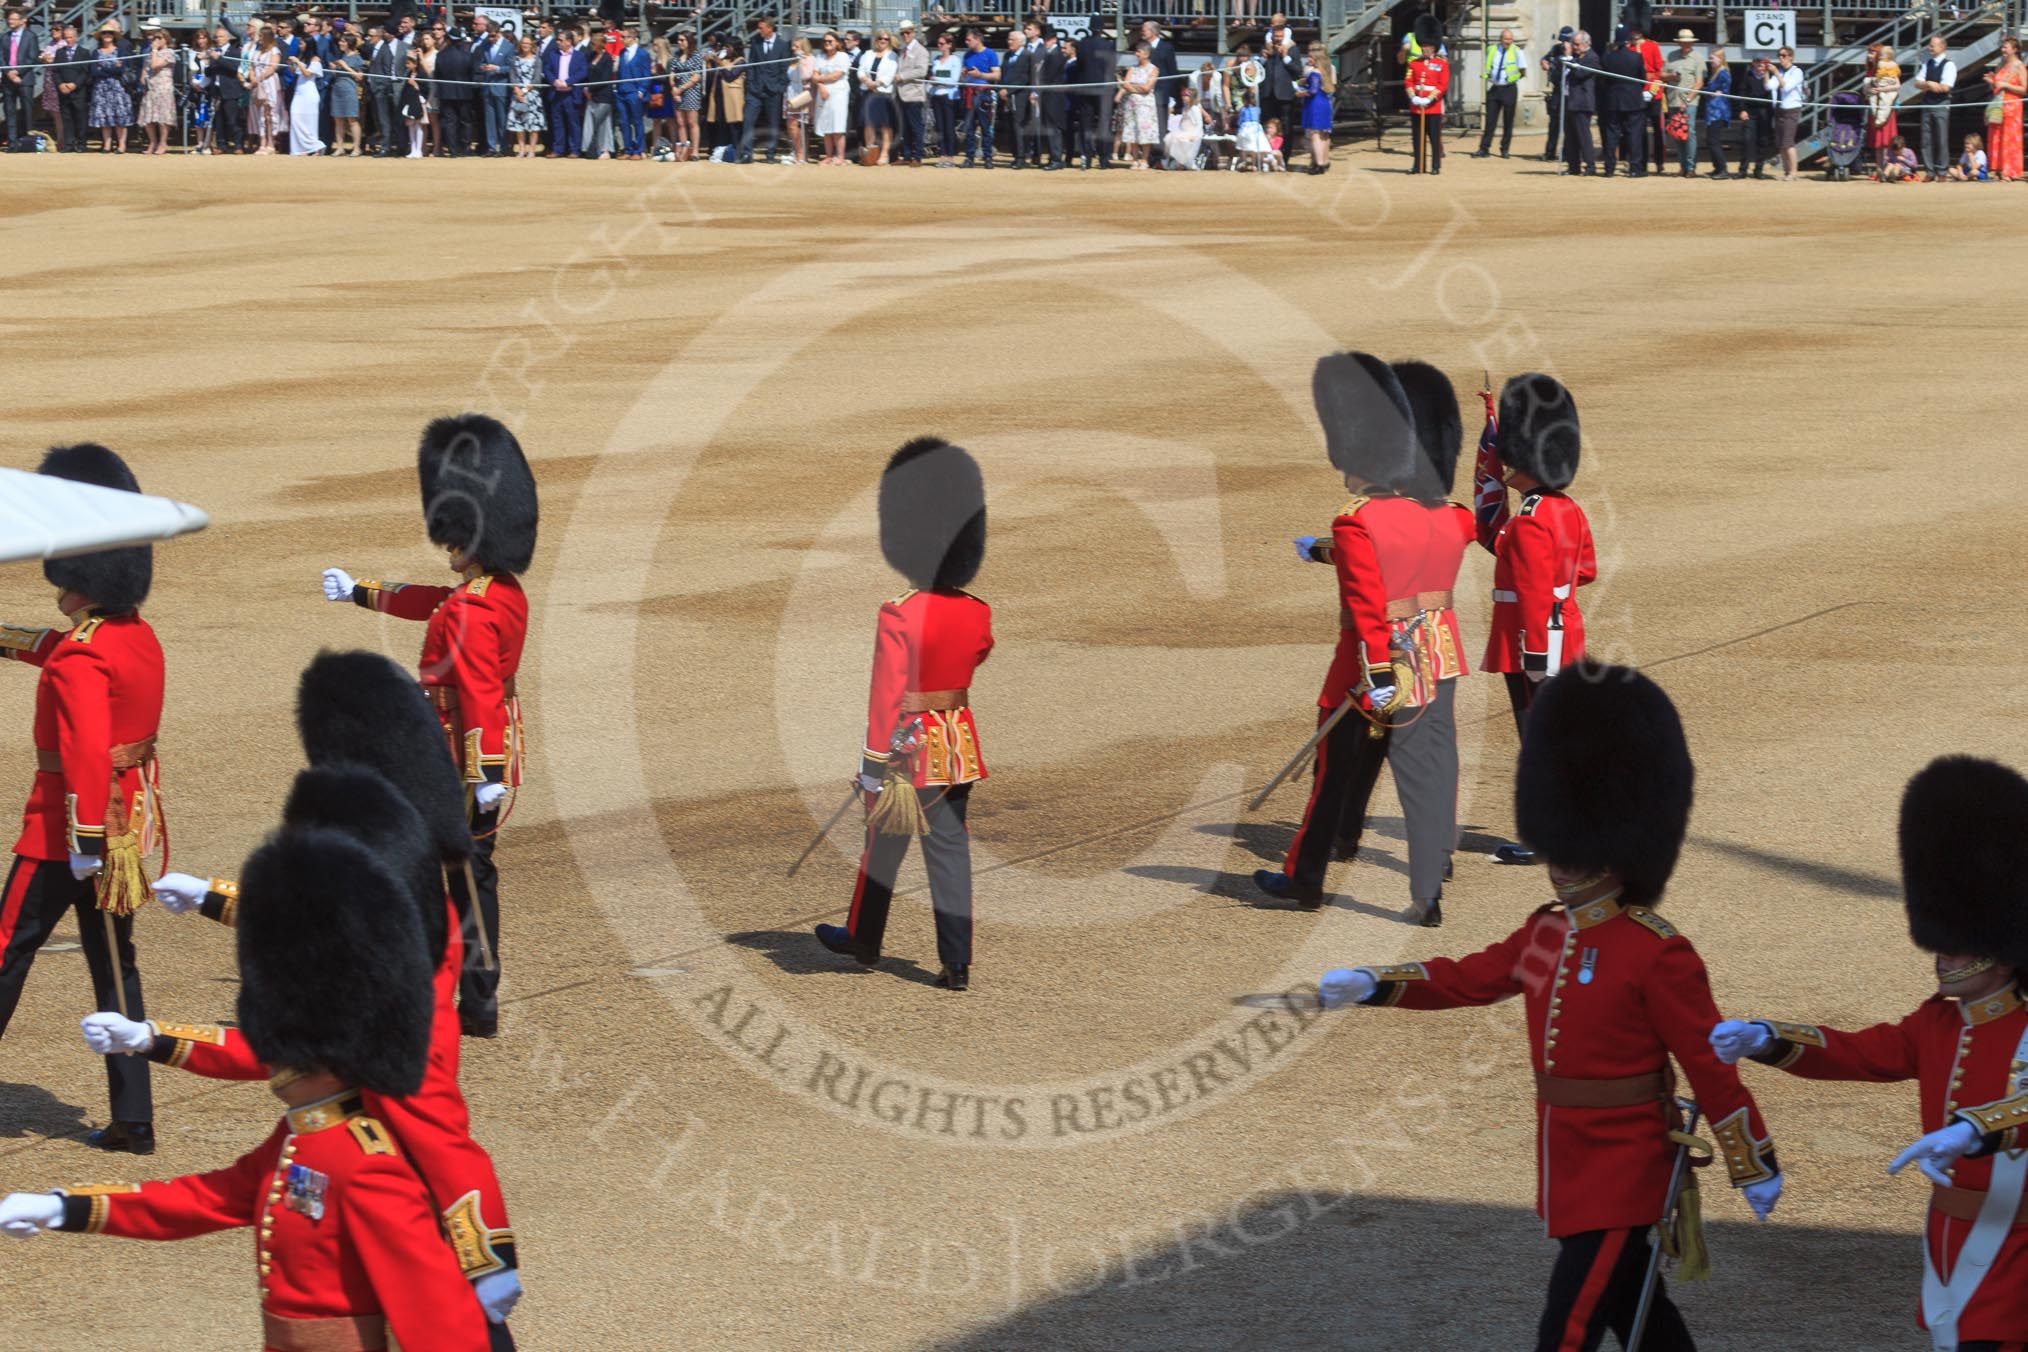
[1496, 374, 1581, 491]
[1515, 662, 1695, 907]
[282, 763, 447, 969]
[1313, 352, 1419, 493]
[1390, 360, 1463, 498]
[295, 650, 473, 868]
[1899, 756, 2028, 968]
[236, 827, 434, 1097]
[878, 438, 987, 592]
[1412, 12, 1444, 48]
[416, 414, 539, 576]
[38, 444, 152, 614]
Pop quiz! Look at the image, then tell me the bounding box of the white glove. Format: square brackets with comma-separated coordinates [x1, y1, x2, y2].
[152, 872, 209, 916]
[1889, 1120, 1982, 1188]
[1318, 967, 1377, 1010]
[1293, 535, 1319, 563]
[1526, 669, 1548, 683]
[1742, 1172, 1783, 1221]
[0, 1193, 64, 1238]
[1708, 1019, 1772, 1065]
[1364, 685, 1396, 712]
[321, 567, 356, 602]
[473, 1268, 523, 1323]
[81, 1012, 155, 1056]
[856, 772, 883, 794]
[68, 852, 101, 881]
[473, 782, 508, 811]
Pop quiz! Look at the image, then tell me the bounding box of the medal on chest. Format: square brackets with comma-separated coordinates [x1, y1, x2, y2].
[1577, 947, 1599, 985]
[284, 1164, 329, 1222]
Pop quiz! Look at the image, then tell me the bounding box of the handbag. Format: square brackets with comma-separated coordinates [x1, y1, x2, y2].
[787, 88, 812, 112]
[1986, 97, 2006, 125]
[1664, 109, 1688, 141]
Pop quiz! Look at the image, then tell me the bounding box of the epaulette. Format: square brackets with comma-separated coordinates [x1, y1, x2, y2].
[1336, 494, 1372, 518]
[887, 588, 920, 607]
[1625, 907, 1679, 941]
[348, 1116, 398, 1157]
[955, 589, 987, 605]
[1517, 491, 1544, 518]
[67, 616, 106, 644]
[465, 576, 494, 598]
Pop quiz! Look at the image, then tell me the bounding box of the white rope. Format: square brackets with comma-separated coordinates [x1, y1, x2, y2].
[1559, 54, 2007, 115]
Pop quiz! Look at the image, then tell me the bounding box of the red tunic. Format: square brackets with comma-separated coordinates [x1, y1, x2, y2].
[1475, 482, 1595, 677]
[1315, 497, 1474, 710]
[151, 898, 515, 1280]
[1408, 54, 1449, 116]
[1363, 897, 1777, 1237]
[354, 573, 528, 789]
[861, 589, 993, 790]
[1751, 987, 2028, 1341]
[3, 612, 164, 863]
[55, 1096, 490, 1352]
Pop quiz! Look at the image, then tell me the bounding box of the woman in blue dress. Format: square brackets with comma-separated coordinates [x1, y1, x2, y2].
[1300, 41, 1335, 174]
[86, 26, 135, 153]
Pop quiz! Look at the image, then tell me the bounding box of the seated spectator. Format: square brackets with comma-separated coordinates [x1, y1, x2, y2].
[1880, 134, 1917, 181]
[1948, 131, 1988, 180]
[1162, 84, 1203, 167]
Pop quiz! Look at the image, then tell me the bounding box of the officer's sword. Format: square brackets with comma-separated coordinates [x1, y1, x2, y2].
[787, 786, 862, 878]
[1628, 1097, 1703, 1352]
[1247, 696, 1359, 812]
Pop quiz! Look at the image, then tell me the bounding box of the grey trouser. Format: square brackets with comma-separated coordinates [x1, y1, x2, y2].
[847, 782, 974, 969]
[1921, 103, 1950, 174]
[1330, 678, 1459, 903]
[582, 101, 614, 155]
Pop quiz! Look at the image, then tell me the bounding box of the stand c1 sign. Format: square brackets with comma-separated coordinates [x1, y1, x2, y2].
[1742, 9, 1797, 55]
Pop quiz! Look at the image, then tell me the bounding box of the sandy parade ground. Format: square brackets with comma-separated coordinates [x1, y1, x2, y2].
[1, 135, 2024, 1349]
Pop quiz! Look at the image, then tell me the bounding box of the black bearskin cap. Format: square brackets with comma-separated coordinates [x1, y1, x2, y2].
[38, 444, 152, 614]
[878, 439, 987, 592]
[416, 414, 539, 576]
[282, 763, 448, 969]
[1496, 374, 1581, 491]
[296, 650, 473, 866]
[1391, 360, 1463, 498]
[1899, 756, 2028, 967]
[1313, 352, 1419, 493]
[237, 827, 433, 1097]
[1515, 663, 1694, 907]
[1413, 12, 1443, 47]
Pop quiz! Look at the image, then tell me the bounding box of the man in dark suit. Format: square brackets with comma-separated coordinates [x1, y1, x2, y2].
[1003, 29, 1039, 168]
[544, 25, 587, 156]
[470, 14, 512, 155]
[435, 30, 475, 155]
[1598, 27, 1647, 177]
[1073, 26, 1115, 169]
[209, 21, 248, 154]
[1040, 29, 1072, 169]
[1260, 12, 1303, 161]
[370, 12, 413, 157]
[1140, 19, 1179, 167]
[1539, 26, 1572, 160]
[1, 7, 41, 144]
[739, 16, 786, 163]
[1557, 29, 1600, 175]
[49, 23, 89, 153]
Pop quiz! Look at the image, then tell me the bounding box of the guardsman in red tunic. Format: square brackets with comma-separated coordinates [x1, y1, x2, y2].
[816, 439, 992, 990]
[0, 445, 164, 1155]
[1405, 14, 1450, 173]
[1263, 357, 1475, 925]
[1712, 756, 2028, 1351]
[1476, 374, 1596, 865]
[320, 415, 537, 1039]
[1319, 664, 1784, 1351]
[0, 828, 491, 1352]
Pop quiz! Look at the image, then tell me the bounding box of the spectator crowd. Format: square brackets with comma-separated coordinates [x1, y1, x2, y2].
[0, 4, 1338, 170]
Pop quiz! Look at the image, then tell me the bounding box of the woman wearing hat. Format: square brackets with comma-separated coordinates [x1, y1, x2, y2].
[137, 26, 175, 154]
[85, 20, 135, 152]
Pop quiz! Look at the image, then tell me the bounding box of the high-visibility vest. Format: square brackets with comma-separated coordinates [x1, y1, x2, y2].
[1486, 43, 1523, 84]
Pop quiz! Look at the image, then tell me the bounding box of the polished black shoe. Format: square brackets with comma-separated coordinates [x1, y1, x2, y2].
[1471, 149, 1490, 158]
[1411, 897, 1444, 928]
[816, 923, 879, 966]
[1493, 843, 1537, 866]
[459, 1011, 499, 1039]
[86, 1121, 155, 1155]
[1253, 869, 1323, 909]
[934, 965, 970, 991]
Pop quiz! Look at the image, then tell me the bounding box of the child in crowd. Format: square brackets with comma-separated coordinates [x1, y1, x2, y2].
[1949, 131, 1989, 180]
[1263, 116, 1287, 171]
[1880, 134, 1917, 181]
[1235, 95, 1270, 170]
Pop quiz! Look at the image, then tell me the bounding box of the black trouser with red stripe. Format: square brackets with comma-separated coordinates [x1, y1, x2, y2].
[846, 783, 973, 969]
[1283, 709, 1385, 897]
[1537, 1226, 1693, 1352]
[0, 855, 152, 1123]
[447, 805, 501, 1024]
[1505, 671, 1540, 738]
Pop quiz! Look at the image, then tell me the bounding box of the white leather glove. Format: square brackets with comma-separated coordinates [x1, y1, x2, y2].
[1742, 1172, 1783, 1221]
[1318, 967, 1377, 1010]
[1364, 685, 1396, 713]
[1890, 1120, 1982, 1187]
[68, 852, 101, 881]
[473, 782, 508, 811]
[856, 772, 883, 794]
[473, 1268, 523, 1323]
[151, 872, 209, 916]
[1707, 1019, 1772, 1065]
[321, 567, 357, 602]
[0, 1193, 64, 1238]
[1293, 535, 1319, 563]
[1526, 668, 1548, 683]
[81, 1012, 155, 1056]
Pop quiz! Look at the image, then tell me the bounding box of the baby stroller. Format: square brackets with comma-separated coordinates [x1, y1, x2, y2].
[1825, 92, 1864, 181]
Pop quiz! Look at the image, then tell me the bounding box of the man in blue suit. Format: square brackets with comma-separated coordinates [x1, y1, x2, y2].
[470, 12, 513, 155]
[544, 25, 587, 157]
[739, 16, 787, 163]
[615, 26, 654, 158]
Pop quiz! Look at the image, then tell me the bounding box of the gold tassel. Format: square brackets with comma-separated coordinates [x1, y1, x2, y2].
[1656, 1131, 1713, 1283]
[864, 765, 929, 837]
[95, 831, 150, 919]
